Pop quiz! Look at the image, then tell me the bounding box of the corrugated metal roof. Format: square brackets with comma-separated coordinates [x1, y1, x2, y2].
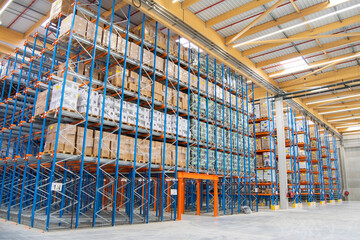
[0, 0, 51, 34]
[336, 59, 359, 69]
[306, 54, 328, 64]
[249, 42, 297, 61]
[293, 0, 328, 11]
[274, 75, 296, 83]
[190, 0, 252, 23]
[328, 47, 354, 58]
[295, 40, 319, 51]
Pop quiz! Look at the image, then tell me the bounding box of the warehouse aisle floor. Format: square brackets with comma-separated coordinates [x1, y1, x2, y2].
[1, 201, 359, 240]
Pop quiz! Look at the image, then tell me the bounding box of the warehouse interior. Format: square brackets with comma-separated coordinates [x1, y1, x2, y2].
[0, 0, 359, 238]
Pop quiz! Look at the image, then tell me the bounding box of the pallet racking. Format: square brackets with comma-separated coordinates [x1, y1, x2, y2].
[0, 1, 257, 230]
[254, 93, 278, 210]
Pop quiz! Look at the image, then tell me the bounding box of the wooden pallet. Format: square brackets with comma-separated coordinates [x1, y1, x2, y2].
[137, 159, 149, 164]
[48, 107, 77, 116]
[103, 116, 119, 122]
[79, 112, 101, 119]
[125, 82, 138, 94]
[154, 94, 162, 102]
[141, 90, 152, 99]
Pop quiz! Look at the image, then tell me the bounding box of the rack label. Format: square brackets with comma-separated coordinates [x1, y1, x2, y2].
[171, 189, 177, 196]
[51, 183, 63, 192]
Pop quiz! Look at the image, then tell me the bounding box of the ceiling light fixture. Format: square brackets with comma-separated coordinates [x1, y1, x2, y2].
[41, 18, 50, 28]
[233, 3, 360, 48]
[306, 94, 360, 105]
[176, 37, 203, 52]
[0, 0, 14, 16]
[335, 123, 359, 128]
[329, 0, 350, 6]
[343, 131, 360, 135]
[328, 116, 360, 122]
[310, 87, 329, 93]
[269, 52, 360, 78]
[320, 107, 360, 115]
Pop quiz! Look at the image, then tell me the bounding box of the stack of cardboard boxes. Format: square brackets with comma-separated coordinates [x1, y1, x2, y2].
[44, 123, 76, 154]
[44, 123, 187, 167]
[50, 0, 73, 22]
[49, 80, 79, 112]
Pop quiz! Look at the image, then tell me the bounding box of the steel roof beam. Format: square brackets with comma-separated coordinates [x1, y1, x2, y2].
[303, 89, 360, 105]
[280, 66, 360, 91]
[225, 2, 341, 43]
[270, 51, 360, 77]
[242, 33, 360, 46]
[206, 0, 274, 27]
[227, 0, 286, 45]
[245, 15, 360, 57]
[257, 37, 360, 68]
[182, 0, 202, 9]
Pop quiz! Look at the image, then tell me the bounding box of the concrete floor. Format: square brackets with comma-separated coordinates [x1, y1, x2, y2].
[1, 202, 360, 240]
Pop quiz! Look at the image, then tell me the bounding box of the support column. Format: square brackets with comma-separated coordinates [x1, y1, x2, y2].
[339, 144, 347, 199]
[275, 98, 288, 209]
[177, 178, 183, 220]
[213, 180, 218, 217]
[196, 180, 201, 215]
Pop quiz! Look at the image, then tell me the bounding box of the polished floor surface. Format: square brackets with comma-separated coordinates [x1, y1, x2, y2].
[1, 201, 359, 240]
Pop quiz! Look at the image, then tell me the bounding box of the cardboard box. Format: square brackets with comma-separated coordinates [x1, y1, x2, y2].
[313, 164, 318, 172]
[260, 120, 269, 132]
[261, 136, 270, 150]
[44, 123, 76, 154]
[131, 21, 157, 45]
[313, 174, 319, 183]
[199, 77, 207, 93]
[254, 104, 260, 119]
[118, 135, 135, 161]
[177, 146, 187, 168]
[137, 139, 150, 163]
[286, 160, 291, 171]
[257, 154, 263, 168]
[150, 140, 162, 165]
[190, 74, 198, 89]
[93, 131, 112, 159]
[154, 81, 163, 102]
[166, 61, 177, 79]
[49, 80, 79, 112]
[259, 98, 268, 118]
[142, 49, 154, 67]
[117, 35, 126, 55]
[102, 29, 117, 50]
[57, 62, 74, 81]
[255, 123, 261, 132]
[263, 152, 275, 167]
[129, 42, 140, 62]
[249, 124, 254, 136]
[179, 91, 188, 111]
[141, 76, 152, 98]
[50, 0, 73, 22]
[156, 56, 165, 72]
[108, 65, 129, 88]
[75, 127, 94, 156]
[86, 21, 103, 44]
[300, 173, 307, 182]
[299, 161, 306, 169]
[60, 14, 87, 39]
[164, 143, 175, 166]
[157, 31, 167, 50]
[256, 138, 262, 150]
[34, 90, 51, 117]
